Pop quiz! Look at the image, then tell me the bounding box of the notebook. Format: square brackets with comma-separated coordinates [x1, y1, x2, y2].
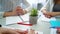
[6, 16, 22, 25]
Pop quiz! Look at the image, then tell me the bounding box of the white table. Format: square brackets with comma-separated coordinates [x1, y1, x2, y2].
[3, 13, 51, 34]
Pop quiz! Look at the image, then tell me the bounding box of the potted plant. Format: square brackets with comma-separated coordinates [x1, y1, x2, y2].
[29, 8, 38, 25]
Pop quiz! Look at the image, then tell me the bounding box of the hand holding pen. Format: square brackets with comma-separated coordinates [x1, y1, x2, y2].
[15, 6, 27, 16]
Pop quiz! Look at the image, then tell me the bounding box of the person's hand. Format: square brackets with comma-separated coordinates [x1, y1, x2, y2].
[42, 9, 54, 18]
[29, 29, 36, 34]
[13, 6, 27, 15]
[0, 27, 27, 34]
[26, 29, 38, 34]
[57, 28, 60, 34]
[3, 6, 27, 17]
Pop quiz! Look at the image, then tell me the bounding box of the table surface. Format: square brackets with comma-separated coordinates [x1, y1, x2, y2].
[2, 12, 51, 34]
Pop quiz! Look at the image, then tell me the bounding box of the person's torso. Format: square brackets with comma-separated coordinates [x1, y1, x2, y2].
[0, 0, 29, 12]
[0, 0, 25, 12]
[53, 4, 60, 12]
[52, 4, 60, 19]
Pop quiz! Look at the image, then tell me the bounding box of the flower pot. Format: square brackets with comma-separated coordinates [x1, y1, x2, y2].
[29, 16, 38, 25]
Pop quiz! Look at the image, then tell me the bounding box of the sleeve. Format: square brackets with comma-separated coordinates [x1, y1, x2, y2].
[25, 6, 32, 12]
[22, 0, 32, 12]
[0, 12, 4, 18]
[42, 0, 54, 12]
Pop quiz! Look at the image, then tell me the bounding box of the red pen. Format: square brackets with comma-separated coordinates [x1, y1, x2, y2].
[17, 22, 32, 26]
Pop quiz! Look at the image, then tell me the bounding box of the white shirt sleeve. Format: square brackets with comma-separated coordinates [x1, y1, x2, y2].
[25, 6, 32, 12]
[42, 0, 54, 12]
[0, 12, 4, 18]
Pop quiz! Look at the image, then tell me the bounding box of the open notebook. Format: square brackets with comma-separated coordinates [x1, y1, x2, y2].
[6, 13, 29, 25]
[6, 16, 22, 25]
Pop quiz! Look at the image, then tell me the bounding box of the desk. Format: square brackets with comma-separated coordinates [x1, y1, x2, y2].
[3, 19, 50, 34]
[2, 13, 51, 34]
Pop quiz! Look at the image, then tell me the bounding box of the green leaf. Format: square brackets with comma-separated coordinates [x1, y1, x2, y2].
[30, 8, 38, 16]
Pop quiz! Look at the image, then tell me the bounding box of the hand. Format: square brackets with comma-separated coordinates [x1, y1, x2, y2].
[57, 30, 60, 34]
[13, 6, 27, 15]
[4, 6, 27, 17]
[42, 9, 54, 18]
[28, 29, 35, 34]
[57, 28, 60, 34]
[0, 27, 27, 34]
[26, 29, 38, 34]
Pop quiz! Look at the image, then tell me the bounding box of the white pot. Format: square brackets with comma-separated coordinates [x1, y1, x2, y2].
[29, 16, 38, 25]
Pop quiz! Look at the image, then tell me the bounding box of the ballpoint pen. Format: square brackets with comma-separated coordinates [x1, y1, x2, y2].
[18, 15, 25, 22]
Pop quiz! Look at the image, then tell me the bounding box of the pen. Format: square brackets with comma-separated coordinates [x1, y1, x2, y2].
[6, 22, 32, 26]
[18, 15, 25, 22]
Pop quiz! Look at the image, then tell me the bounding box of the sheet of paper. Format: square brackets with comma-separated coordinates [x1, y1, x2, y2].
[6, 16, 22, 25]
[20, 13, 29, 21]
[39, 14, 56, 22]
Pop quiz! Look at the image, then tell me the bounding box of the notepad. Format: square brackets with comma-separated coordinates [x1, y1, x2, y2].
[6, 16, 22, 25]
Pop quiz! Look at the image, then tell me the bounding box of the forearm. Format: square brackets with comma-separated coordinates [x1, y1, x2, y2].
[52, 12, 60, 16]
[3, 11, 17, 17]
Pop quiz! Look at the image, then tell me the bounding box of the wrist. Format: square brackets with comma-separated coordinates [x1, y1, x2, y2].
[4, 11, 17, 17]
[55, 12, 60, 16]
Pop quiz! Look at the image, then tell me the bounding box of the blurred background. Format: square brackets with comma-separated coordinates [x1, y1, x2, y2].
[0, 0, 48, 11]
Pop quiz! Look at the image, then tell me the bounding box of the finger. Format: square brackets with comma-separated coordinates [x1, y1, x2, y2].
[29, 29, 35, 34]
[15, 29, 28, 34]
[16, 9, 24, 15]
[36, 32, 38, 34]
[3, 30, 19, 34]
[0, 28, 20, 34]
[14, 29, 25, 33]
[15, 6, 22, 10]
[42, 9, 47, 13]
[47, 16, 52, 18]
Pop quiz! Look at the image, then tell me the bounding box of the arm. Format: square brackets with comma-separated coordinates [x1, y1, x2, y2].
[0, 27, 27, 34]
[3, 10, 27, 17]
[3, 6, 28, 17]
[3, 11, 17, 17]
[42, 9, 60, 18]
[51, 12, 60, 16]
[43, 9, 60, 16]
